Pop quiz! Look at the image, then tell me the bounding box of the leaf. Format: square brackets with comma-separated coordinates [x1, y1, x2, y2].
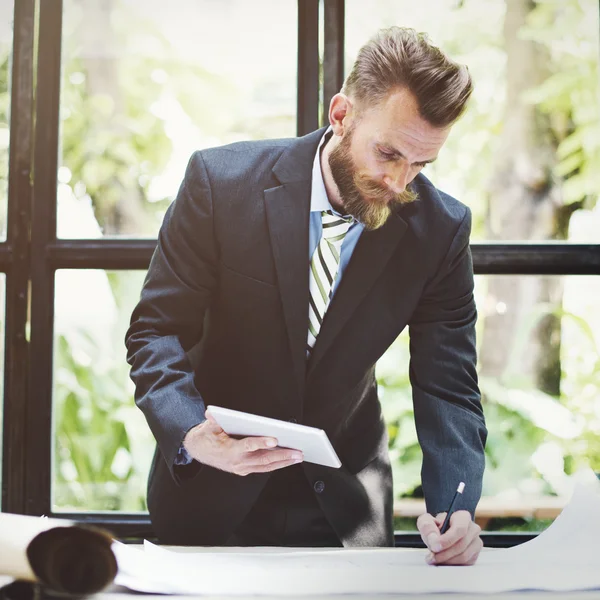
[481, 376, 584, 439]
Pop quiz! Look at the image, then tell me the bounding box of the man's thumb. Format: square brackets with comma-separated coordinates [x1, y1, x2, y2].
[205, 411, 224, 432]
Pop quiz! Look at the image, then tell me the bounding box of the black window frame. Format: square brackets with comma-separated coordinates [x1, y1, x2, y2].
[1, 0, 599, 547]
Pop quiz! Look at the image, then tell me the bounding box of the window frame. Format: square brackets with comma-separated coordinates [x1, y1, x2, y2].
[1, 0, 599, 547]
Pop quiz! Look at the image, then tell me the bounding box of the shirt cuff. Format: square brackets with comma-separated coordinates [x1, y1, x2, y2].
[174, 444, 194, 466]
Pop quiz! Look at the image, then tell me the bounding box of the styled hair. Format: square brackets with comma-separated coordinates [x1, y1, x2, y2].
[342, 27, 473, 127]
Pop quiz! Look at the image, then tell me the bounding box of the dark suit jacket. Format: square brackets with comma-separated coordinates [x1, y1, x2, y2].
[125, 127, 487, 547]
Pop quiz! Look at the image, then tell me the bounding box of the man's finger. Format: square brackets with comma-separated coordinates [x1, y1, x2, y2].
[205, 412, 224, 432]
[428, 519, 482, 565]
[431, 527, 471, 564]
[434, 513, 446, 527]
[416, 513, 443, 553]
[248, 449, 303, 466]
[433, 535, 483, 566]
[436, 510, 473, 551]
[238, 435, 279, 453]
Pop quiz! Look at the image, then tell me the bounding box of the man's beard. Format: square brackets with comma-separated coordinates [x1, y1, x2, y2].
[328, 129, 418, 231]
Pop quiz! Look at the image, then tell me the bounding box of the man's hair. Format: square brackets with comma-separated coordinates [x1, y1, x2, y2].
[342, 27, 473, 128]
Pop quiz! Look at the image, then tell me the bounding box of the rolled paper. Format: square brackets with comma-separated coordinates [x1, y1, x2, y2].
[0, 513, 117, 595]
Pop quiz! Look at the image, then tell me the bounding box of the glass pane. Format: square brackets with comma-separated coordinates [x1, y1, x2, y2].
[52, 270, 599, 523]
[57, 0, 297, 239]
[0, 1, 14, 241]
[52, 269, 153, 512]
[379, 274, 600, 532]
[345, 0, 600, 243]
[0, 274, 5, 508]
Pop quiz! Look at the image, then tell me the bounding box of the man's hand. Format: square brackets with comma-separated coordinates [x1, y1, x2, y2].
[183, 411, 304, 476]
[417, 510, 483, 566]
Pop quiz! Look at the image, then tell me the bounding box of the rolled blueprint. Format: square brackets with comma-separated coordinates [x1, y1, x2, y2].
[0, 513, 117, 595]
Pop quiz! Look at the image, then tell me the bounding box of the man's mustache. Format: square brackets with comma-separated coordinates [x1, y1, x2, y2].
[353, 172, 413, 205]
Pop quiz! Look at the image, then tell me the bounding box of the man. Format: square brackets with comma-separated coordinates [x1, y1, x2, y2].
[126, 27, 487, 566]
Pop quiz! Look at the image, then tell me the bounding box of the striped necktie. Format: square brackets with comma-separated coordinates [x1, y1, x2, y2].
[307, 210, 354, 356]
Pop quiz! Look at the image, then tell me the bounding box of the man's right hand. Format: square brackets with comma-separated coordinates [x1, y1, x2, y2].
[182, 411, 304, 476]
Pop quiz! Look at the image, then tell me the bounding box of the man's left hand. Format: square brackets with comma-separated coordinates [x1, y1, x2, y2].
[417, 510, 483, 566]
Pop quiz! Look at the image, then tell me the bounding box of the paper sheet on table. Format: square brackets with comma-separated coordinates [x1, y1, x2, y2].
[114, 483, 600, 595]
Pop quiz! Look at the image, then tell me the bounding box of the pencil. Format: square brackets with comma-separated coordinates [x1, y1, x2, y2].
[440, 481, 465, 534]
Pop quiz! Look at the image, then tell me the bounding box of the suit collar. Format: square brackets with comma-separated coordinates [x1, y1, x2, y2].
[264, 128, 328, 406]
[310, 127, 334, 212]
[272, 127, 329, 185]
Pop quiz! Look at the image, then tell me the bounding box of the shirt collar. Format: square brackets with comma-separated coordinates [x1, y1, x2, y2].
[310, 127, 335, 213]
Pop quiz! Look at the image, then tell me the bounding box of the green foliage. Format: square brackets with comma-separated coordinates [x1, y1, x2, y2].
[379, 301, 600, 504]
[484, 517, 555, 532]
[54, 333, 148, 511]
[59, 0, 242, 236]
[60, 52, 173, 235]
[521, 0, 600, 208]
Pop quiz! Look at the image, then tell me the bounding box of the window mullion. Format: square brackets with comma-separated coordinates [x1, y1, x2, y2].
[297, 0, 320, 136]
[2, 0, 35, 515]
[26, 0, 62, 516]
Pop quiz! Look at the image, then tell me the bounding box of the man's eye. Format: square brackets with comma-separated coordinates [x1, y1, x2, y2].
[377, 149, 396, 160]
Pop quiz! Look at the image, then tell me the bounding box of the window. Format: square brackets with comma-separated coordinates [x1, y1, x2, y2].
[345, 0, 600, 243]
[2, 0, 599, 546]
[380, 275, 600, 531]
[59, 0, 297, 238]
[52, 270, 151, 512]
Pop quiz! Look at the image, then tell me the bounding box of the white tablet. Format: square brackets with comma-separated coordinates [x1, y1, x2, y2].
[206, 405, 342, 469]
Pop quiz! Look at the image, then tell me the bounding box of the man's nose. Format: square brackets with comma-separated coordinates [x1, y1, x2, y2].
[383, 163, 410, 194]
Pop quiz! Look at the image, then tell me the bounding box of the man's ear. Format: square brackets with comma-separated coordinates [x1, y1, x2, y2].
[329, 93, 354, 136]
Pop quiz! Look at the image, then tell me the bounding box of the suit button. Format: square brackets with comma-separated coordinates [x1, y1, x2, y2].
[289, 418, 297, 424]
[314, 480, 325, 494]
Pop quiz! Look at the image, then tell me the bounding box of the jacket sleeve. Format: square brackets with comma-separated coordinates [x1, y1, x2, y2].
[125, 151, 217, 482]
[408, 207, 487, 518]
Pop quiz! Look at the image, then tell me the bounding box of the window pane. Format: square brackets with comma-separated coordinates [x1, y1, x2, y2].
[52, 269, 153, 512]
[0, 1, 14, 241]
[379, 275, 600, 532]
[58, 0, 297, 239]
[345, 0, 600, 243]
[53, 270, 599, 523]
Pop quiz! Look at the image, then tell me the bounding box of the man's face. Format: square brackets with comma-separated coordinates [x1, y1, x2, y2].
[328, 88, 451, 230]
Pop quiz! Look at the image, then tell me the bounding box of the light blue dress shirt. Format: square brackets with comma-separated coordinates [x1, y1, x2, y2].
[175, 128, 364, 466]
[309, 128, 364, 295]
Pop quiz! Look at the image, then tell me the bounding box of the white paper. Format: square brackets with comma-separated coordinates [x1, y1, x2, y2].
[114, 483, 600, 596]
[0, 513, 117, 594]
[0, 513, 74, 581]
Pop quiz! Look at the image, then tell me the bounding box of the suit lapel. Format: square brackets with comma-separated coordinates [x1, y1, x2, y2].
[264, 128, 327, 400]
[306, 212, 408, 379]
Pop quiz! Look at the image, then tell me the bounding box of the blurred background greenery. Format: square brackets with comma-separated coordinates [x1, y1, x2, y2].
[0, 0, 598, 528]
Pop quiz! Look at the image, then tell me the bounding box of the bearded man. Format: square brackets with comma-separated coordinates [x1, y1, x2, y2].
[126, 26, 487, 566]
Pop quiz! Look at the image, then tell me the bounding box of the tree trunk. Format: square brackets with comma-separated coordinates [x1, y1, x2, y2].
[479, 0, 563, 396]
[78, 0, 149, 235]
